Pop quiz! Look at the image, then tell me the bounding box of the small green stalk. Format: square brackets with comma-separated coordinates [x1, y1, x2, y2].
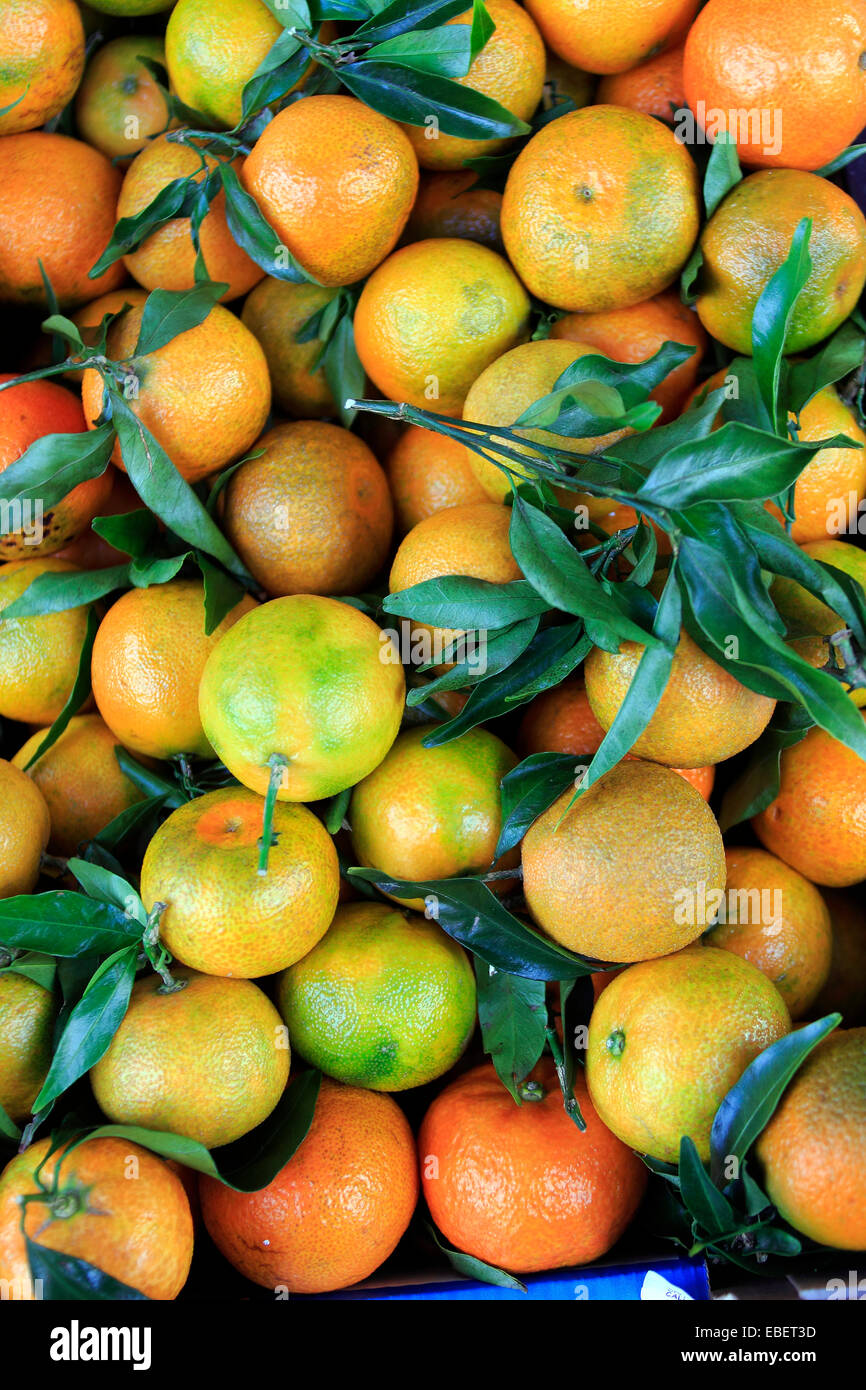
[258, 753, 289, 876]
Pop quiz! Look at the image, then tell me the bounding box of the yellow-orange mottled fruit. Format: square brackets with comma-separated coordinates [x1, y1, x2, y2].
[811, 891, 866, 1024]
[0, 559, 91, 724]
[91, 579, 257, 760]
[587, 947, 791, 1162]
[522, 761, 725, 962]
[67, 289, 149, 384]
[91, 969, 290, 1149]
[0, 972, 55, 1122]
[140, 787, 340, 978]
[385, 425, 488, 534]
[241, 278, 338, 418]
[0, 0, 84, 135]
[772, 539, 866, 707]
[199, 1081, 418, 1294]
[773, 392, 866, 545]
[501, 105, 700, 313]
[757, 1028, 866, 1250]
[525, 0, 697, 75]
[243, 95, 419, 288]
[0, 1138, 193, 1300]
[166, 0, 280, 129]
[406, 170, 503, 252]
[74, 36, 174, 159]
[596, 42, 686, 118]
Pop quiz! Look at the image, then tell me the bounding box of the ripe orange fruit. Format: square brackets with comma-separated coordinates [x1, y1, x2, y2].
[525, 0, 697, 75]
[354, 237, 530, 415]
[771, 539, 866, 706]
[522, 760, 725, 961]
[81, 302, 272, 484]
[756, 1028, 866, 1250]
[140, 787, 340, 978]
[596, 42, 686, 119]
[74, 35, 175, 160]
[544, 54, 595, 110]
[200, 1079, 418, 1293]
[752, 715, 866, 888]
[585, 625, 776, 766]
[54, 467, 142, 570]
[240, 278, 338, 419]
[385, 425, 488, 534]
[402, 1, 545, 170]
[684, 0, 866, 172]
[277, 902, 477, 1090]
[696, 171, 866, 355]
[0, 0, 84, 135]
[0, 971, 55, 1122]
[550, 288, 707, 423]
[0, 559, 92, 724]
[12, 715, 147, 858]
[405, 170, 503, 251]
[116, 136, 264, 300]
[772, 390, 866, 545]
[91, 579, 257, 760]
[222, 421, 393, 597]
[705, 847, 833, 1020]
[0, 132, 124, 307]
[420, 1059, 647, 1272]
[586, 946, 791, 1162]
[501, 105, 700, 312]
[0, 1137, 194, 1300]
[66, 289, 149, 385]
[243, 94, 419, 287]
[811, 891, 866, 1024]
[198, 595, 406, 802]
[91, 968, 290, 1149]
[166, 0, 281, 129]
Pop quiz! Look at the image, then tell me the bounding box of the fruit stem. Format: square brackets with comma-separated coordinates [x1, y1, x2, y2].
[258, 754, 289, 876]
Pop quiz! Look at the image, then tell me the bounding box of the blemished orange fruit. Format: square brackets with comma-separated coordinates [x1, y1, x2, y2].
[684, 0, 866, 173]
[91, 968, 290, 1149]
[596, 42, 686, 119]
[0, 373, 112, 559]
[757, 1028, 866, 1250]
[0, 559, 92, 725]
[586, 947, 792, 1162]
[705, 847, 833, 1020]
[12, 715, 147, 858]
[0, 1138, 194, 1300]
[525, 0, 697, 75]
[277, 902, 477, 1091]
[199, 1080, 418, 1294]
[550, 289, 707, 423]
[420, 1059, 647, 1272]
[501, 105, 700, 313]
[198, 595, 406, 802]
[222, 421, 393, 598]
[81, 302, 272, 484]
[752, 715, 866, 888]
[585, 625, 776, 766]
[243, 95, 418, 287]
[521, 760, 725, 962]
[240, 278, 338, 419]
[0, 132, 124, 307]
[140, 787, 340, 978]
[74, 36, 175, 160]
[54, 467, 142, 570]
[403, 1, 545, 170]
[354, 237, 531, 415]
[771, 539, 866, 707]
[695, 171, 866, 356]
[772, 392, 866, 545]
[405, 170, 504, 252]
[91, 579, 257, 760]
[116, 136, 264, 300]
[0, 0, 84, 135]
[811, 891, 866, 1024]
[0, 971, 55, 1122]
[385, 425, 488, 534]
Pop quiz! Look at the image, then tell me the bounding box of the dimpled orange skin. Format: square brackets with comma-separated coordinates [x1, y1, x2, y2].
[585, 626, 776, 767]
[521, 761, 725, 962]
[684, 0, 866, 173]
[242, 95, 419, 288]
[757, 1028, 866, 1250]
[420, 1059, 647, 1273]
[778, 389, 866, 545]
[385, 425, 488, 534]
[586, 947, 792, 1163]
[0, 133, 125, 307]
[752, 716, 866, 888]
[0, 559, 91, 725]
[705, 847, 833, 1020]
[0, 1138, 193, 1300]
[74, 36, 175, 160]
[501, 106, 700, 314]
[810, 891, 866, 1024]
[525, 0, 697, 74]
[222, 421, 393, 598]
[0, 0, 84, 135]
[91, 580, 258, 760]
[596, 43, 686, 119]
[405, 171, 504, 252]
[91, 969, 290, 1149]
[199, 1080, 418, 1294]
[354, 238, 531, 416]
[241, 278, 338, 419]
[140, 787, 340, 978]
[165, 0, 281, 130]
[81, 303, 272, 484]
[403, 1, 546, 171]
[0, 972, 55, 1122]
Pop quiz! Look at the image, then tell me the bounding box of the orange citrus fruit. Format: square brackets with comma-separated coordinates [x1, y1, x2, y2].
[771, 539, 866, 706]
[596, 42, 686, 119]
[66, 288, 149, 385]
[74, 35, 175, 160]
[0, 558, 92, 724]
[524, 0, 698, 75]
[543, 54, 595, 110]
[0, 0, 84, 136]
[166, 0, 282, 129]
[405, 170, 503, 252]
[772, 387, 866, 544]
[385, 425, 488, 534]
[811, 891, 866, 1024]
[240, 278, 338, 418]
[0, 971, 55, 1122]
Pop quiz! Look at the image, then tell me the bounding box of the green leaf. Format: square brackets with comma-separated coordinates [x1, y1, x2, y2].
[92, 508, 159, 559]
[406, 616, 539, 703]
[0, 892, 142, 958]
[475, 960, 547, 1099]
[0, 951, 57, 990]
[21, 607, 99, 769]
[240, 27, 309, 122]
[324, 786, 351, 834]
[495, 752, 576, 858]
[815, 143, 866, 177]
[89, 176, 201, 279]
[702, 132, 742, 218]
[134, 283, 228, 357]
[426, 1221, 527, 1292]
[751, 217, 812, 434]
[516, 342, 693, 436]
[0, 423, 114, 516]
[195, 553, 248, 635]
[259, 0, 312, 26]
[33, 949, 139, 1111]
[219, 164, 314, 284]
[66, 859, 146, 924]
[26, 1238, 148, 1301]
[718, 710, 812, 831]
[88, 795, 168, 853]
[384, 575, 549, 629]
[338, 62, 530, 139]
[680, 243, 703, 304]
[364, 24, 477, 78]
[0, 1102, 21, 1144]
[786, 320, 866, 414]
[321, 312, 366, 426]
[3, 566, 129, 619]
[678, 1137, 736, 1238]
[114, 749, 186, 808]
[352, 0, 469, 44]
